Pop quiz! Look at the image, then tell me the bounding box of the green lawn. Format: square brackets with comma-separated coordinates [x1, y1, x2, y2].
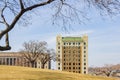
[0, 65, 118, 80]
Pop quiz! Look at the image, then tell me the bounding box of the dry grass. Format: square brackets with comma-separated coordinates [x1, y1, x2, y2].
[0, 65, 118, 80]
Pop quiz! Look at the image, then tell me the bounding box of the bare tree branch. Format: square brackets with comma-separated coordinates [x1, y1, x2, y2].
[19, 0, 24, 10]
[0, 0, 120, 51]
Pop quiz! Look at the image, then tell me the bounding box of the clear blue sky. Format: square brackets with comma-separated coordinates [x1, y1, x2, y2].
[0, 3, 120, 69]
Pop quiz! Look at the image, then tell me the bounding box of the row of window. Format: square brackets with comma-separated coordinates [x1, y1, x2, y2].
[63, 54, 81, 57]
[64, 67, 81, 70]
[58, 63, 86, 66]
[63, 63, 81, 65]
[63, 59, 81, 61]
[63, 46, 86, 49]
[58, 46, 86, 50]
[58, 42, 86, 46]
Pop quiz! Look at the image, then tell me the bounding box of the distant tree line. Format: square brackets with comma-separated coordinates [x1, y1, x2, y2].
[89, 64, 120, 77]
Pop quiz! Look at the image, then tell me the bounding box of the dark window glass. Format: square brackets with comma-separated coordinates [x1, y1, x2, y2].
[69, 43, 71, 45]
[84, 71, 86, 74]
[84, 67, 86, 69]
[58, 63, 60, 65]
[69, 63, 71, 65]
[69, 67, 71, 69]
[84, 63, 86, 65]
[58, 67, 60, 69]
[64, 63, 65, 65]
[84, 47, 86, 49]
[84, 42, 86, 45]
[73, 43, 75, 45]
[84, 55, 86, 57]
[58, 47, 60, 49]
[58, 43, 60, 45]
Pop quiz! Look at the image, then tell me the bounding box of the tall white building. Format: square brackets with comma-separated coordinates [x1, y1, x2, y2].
[56, 35, 88, 74]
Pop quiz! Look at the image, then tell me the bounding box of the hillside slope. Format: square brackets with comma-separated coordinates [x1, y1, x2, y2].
[0, 66, 118, 80]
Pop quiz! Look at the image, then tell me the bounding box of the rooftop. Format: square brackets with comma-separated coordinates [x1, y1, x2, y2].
[62, 37, 83, 42]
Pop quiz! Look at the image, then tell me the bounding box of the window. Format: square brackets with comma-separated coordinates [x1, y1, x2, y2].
[69, 43, 71, 45]
[78, 42, 80, 45]
[58, 47, 60, 49]
[84, 59, 86, 61]
[69, 67, 71, 69]
[84, 67, 86, 69]
[64, 47, 65, 49]
[79, 67, 80, 69]
[84, 47, 86, 49]
[84, 55, 86, 57]
[73, 43, 75, 45]
[58, 67, 60, 69]
[84, 63, 86, 65]
[64, 67, 66, 69]
[84, 42, 86, 45]
[69, 63, 71, 65]
[58, 51, 60, 53]
[84, 51, 86, 53]
[64, 51, 65, 53]
[84, 71, 86, 74]
[79, 63, 80, 65]
[69, 51, 71, 53]
[58, 43, 60, 45]
[58, 63, 60, 65]
[64, 42, 66, 45]
[64, 63, 65, 65]
[58, 55, 60, 57]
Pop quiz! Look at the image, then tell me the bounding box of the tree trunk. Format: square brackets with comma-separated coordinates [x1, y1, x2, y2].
[41, 63, 45, 69]
[31, 62, 35, 68]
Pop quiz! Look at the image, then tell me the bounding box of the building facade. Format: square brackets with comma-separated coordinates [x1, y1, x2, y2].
[56, 35, 88, 74]
[0, 52, 51, 69]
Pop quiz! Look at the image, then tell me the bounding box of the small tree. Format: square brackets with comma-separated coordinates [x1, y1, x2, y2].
[39, 49, 55, 69]
[21, 40, 47, 68]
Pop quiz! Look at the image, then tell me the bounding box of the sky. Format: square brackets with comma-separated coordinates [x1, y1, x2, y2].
[0, 1, 120, 69]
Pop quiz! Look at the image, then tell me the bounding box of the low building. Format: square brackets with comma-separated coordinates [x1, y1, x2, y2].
[0, 52, 51, 69]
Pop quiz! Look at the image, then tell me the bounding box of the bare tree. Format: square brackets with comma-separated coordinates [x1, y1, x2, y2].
[0, 0, 120, 51]
[39, 49, 55, 69]
[20, 40, 47, 67]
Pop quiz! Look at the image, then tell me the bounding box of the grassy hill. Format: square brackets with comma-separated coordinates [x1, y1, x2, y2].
[0, 65, 118, 80]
